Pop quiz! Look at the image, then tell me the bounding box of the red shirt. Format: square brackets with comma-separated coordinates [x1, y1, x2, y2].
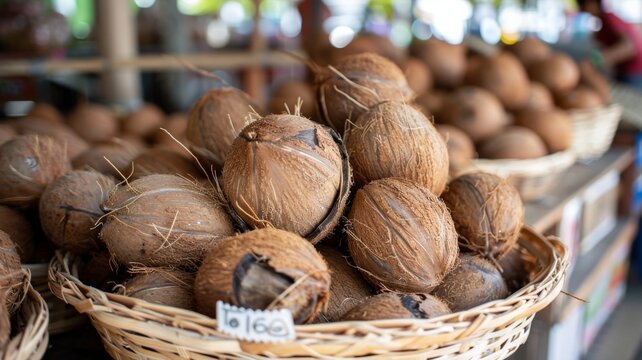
[596, 12, 642, 75]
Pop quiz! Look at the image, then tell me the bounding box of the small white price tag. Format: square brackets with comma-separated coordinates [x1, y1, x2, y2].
[216, 301, 296, 343]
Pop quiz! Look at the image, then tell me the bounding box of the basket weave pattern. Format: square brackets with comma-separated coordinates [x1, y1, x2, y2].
[1, 270, 49, 360]
[569, 104, 622, 161]
[48, 226, 568, 359]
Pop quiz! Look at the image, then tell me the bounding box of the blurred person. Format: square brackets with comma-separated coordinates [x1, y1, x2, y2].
[578, 0, 642, 89]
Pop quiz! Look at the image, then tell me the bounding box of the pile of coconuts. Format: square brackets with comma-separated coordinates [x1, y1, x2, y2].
[0, 38, 546, 329]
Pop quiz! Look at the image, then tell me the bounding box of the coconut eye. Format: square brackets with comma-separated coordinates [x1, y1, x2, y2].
[24, 157, 37, 169]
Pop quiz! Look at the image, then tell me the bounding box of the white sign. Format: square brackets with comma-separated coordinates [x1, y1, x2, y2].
[216, 301, 296, 343]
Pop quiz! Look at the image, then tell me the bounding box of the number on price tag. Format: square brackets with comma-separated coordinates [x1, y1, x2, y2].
[216, 301, 296, 343]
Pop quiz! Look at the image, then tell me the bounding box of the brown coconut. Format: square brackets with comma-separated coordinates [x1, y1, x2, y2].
[579, 60, 611, 103]
[478, 126, 548, 160]
[39, 170, 115, 255]
[222, 114, 350, 244]
[130, 148, 201, 180]
[316, 246, 372, 322]
[498, 246, 536, 292]
[27, 103, 64, 124]
[440, 87, 507, 142]
[268, 80, 316, 119]
[331, 33, 405, 66]
[151, 113, 189, 145]
[347, 178, 458, 293]
[506, 36, 552, 66]
[409, 38, 467, 89]
[186, 88, 260, 169]
[0, 206, 34, 262]
[402, 57, 433, 95]
[528, 53, 580, 96]
[0, 123, 16, 145]
[0, 230, 23, 314]
[345, 101, 449, 194]
[442, 172, 523, 258]
[14, 117, 89, 159]
[79, 251, 119, 290]
[432, 254, 509, 312]
[101, 174, 234, 268]
[515, 108, 573, 152]
[414, 90, 449, 119]
[436, 124, 475, 176]
[342, 293, 450, 321]
[0, 297, 8, 349]
[195, 228, 330, 324]
[0, 135, 71, 208]
[122, 103, 165, 138]
[72, 138, 142, 178]
[523, 82, 555, 111]
[124, 267, 195, 310]
[470, 52, 531, 111]
[67, 103, 119, 143]
[556, 86, 605, 110]
[317, 52, 413, 135]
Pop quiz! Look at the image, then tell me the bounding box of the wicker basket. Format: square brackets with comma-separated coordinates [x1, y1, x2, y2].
[471, 150, 576, 201]
[1, 269, 49, 360]
[25, 263, 85, 335]
[568, 104, 622, 161]
[48, 226, 568, 359]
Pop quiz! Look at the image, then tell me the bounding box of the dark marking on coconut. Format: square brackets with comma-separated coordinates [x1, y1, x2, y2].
[232, 253, 295, 310]
[400, 294, 425, 318]
[59, 205, 103, 218]
[291, 129, 319, 148]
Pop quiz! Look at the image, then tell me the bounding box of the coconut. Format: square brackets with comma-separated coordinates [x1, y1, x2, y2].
[498, 246, 536, 292]
[579, 60, 611, 103]
[414, 90, 449, 118]
[130, 148, 201, 180]
[515, 108, 573, 152]
[347, 178, 458, 293]
[506, 36, 552, 66]
[0, 230, 23, 314]
[523, 82, 554, 111]
[194, 228, 330, 324]
[470, 52, 530, 111]
[67, 103, 119, 143]
[409, 38, 466, 89]
[341, 293, 450, 321]
[14, 117, 89, 159]
[222, 114, 350, 244]
[442, 172, 523, 258]
[436, 124, 475, 176]
[186, 88, 260, 169]
[478, 126, 548, 160]
[317, 52, 413, 135]
[27, 103, 64, 124]
[39, 170, 115, 255]
[0, 135, 71, 208]
[0, 206, 34, 262]
[345, 101, 449, 194]
[151, 113, 189, 146]
[440, 87, 507, 142]
[124, 267, 195, 310]
[528, 53, 580, 96]
[556, 86, 605, 110]
[0, 123, 16, 145]
[402, 57, 433, 95]
[331, 33, 405, 66]
[268, 80, 316, 119]
[79, 251, 119, 290]
[122, 103, 165, 138]
[72, 138, 142, 177]
[101, 174, 234, 268]
[432, 254, 509, 312]
[0, 297, 8, 349]
[316, 246, 372, 322]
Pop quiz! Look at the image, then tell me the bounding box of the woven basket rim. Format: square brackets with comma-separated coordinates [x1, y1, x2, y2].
[1, 269, 49, 360]
[471, 149, 576, 177]
[567, 103, 622, 118]
[47, 225, 569, 358]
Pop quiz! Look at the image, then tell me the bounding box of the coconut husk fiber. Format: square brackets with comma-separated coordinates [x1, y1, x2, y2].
[478, 126, 548, 160]
[341, 293, 450, 321]
[14, 116, 89, 159]
[194, 228, 330, 324]
[0, 230, 23, 314]
[39, 170, 115, 255]
[432, 254, 508, 312]
[0, 134, 71, 208]
[347, 178, 458, 293]
[317, 52, 413, 135]
[222, 114, 350, 244]
[0, 205, 34, 262]
[124, 267, 195, 310]
[129, 148, 201, 181]
[268, 80, 316, 119]
[72, 137, 142, 178]
[441, 172, 523, 259]
[100, 174, 235, 268]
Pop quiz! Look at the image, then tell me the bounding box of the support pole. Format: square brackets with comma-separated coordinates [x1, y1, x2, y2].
[243, 0, 267, 105]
